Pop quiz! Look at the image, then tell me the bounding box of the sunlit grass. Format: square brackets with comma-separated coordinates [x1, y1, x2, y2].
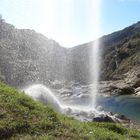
[0, 82, 139, 139]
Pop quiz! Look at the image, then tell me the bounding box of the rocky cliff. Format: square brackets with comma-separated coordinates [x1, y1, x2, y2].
[0, 20, 69, 87]
[70, 21, 140, 83]
[0, 19, 140, 87]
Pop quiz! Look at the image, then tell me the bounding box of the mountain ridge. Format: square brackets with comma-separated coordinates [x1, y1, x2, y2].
[70, 20, 140, 82]
[0, 19, 140, 86]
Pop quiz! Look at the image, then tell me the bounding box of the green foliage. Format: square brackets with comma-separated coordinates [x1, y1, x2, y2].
[0, 82, 139, 139]
[102, 32, 140, 80]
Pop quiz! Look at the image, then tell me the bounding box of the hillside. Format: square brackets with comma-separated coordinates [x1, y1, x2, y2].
[70, 21, 140, 82]
[100, 22, 140, 80]
[0, 19, 69, 87]
[0, 19, 140, 86]
[0, 82, 139, 139]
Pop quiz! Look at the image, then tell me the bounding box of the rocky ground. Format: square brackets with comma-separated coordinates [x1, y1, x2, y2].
[98, 66, 140, 97]
[49, 66, 140, 103]
[46, 66, 140, 130]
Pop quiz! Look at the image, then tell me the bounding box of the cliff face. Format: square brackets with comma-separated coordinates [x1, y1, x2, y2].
[0, 20, 69, 87]
[70, 21, 140, 82]
[100, 22, 140, 80]
[101, 34, 140, 80]
[0, 20, 140, 87]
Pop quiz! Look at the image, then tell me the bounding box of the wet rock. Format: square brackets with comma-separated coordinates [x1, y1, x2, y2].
[135, 91, 140, 96]
[79, 111, 88, 117]
[108, 112, 114, 116]
[111, 88, 122, 95]
[135, 87, 140, 96]
[112, 75, 125, 80]
[51, 82, 63, 89]
[98, 80, 135, 96]
[96, 106, 104, 111]
[114, 114, 127, 120]
[111, 87, 134, 95]
[93, 115, 114, 123]
[114, 114, 130, 123]
[136, 74, 140, 78]
[110, 85, 118, 90]
[88, 111, 95, 118]
[135, 87, 140, 92]
[120, 87, 134, 95]
[72, 82, 80, 87]
[64, 107, 72, 115]
[133, 79, 140, 88]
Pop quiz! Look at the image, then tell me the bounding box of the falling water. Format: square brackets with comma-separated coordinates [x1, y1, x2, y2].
[24, 84, 64, 112]
[24, 84, 102, 121]
[23, 0, 102, 120]
[90, 0, 101, 107]
[91, 40, 100, 107]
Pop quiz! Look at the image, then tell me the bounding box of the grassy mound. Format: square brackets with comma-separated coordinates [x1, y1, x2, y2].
[0, 82, 139, 140]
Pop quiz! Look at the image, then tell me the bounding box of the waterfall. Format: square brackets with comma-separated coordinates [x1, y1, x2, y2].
[90, 0, 101, 107]
[24, 84, 102, 121]
[24, 84, 63, 112]
[23, 0, 102, 120]
[90, 40, 100, 107]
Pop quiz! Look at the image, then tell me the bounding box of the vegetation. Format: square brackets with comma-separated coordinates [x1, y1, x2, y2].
[113, 35, 140, 74]
[0, 82, 139, 140]
[101, 33, 140, 80]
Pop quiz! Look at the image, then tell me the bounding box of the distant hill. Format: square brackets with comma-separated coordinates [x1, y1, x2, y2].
[0, 19, 140, 86]
[70, 21, 140, 82]
[0, 20, 69, 87]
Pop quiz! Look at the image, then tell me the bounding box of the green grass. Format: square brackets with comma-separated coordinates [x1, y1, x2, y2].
[0, 82, 139, 140]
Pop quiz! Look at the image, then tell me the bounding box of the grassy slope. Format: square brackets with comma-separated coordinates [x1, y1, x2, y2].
[0, 82, 139, 140]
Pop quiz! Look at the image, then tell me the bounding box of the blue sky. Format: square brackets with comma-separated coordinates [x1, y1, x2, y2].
[0, 0, 140, 47]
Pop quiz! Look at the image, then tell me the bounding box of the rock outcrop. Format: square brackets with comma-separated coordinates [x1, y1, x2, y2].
[0, 19, 140, 88]
[0, 20, 69, 87]
[70, 21, 140, 83]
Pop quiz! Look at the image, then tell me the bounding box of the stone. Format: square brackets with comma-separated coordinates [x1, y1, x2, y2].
[114, 114, 127, 120]
[96, 106, 104, 111]
[135, 91, 140, 96]
[114, 114, 130, 123]
[108, 112, 114, 116]
[111, 88, 122, 95]
[93, 115, 114, 123]
[64, 107, 72, 115]
[112, 87, 134, 95]
[120, 87, 134, 95]
[137, 74, 140, 78]
[135, 87, 140, 93]
[133, 79, 140, 88]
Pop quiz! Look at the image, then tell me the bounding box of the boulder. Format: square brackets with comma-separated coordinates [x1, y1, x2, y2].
[114, 114, 127, 120]
[120, 87, 134, 95]
[133, 79, 140, 88]
[96, 106, 104, 111]
[111, 88, 122, 95]
[135, 91, 140, 96]
[93, 115, 114, 123]
[114, 114, 130, 123]
[112, 87, 134, 95]
[136, 74, 140, 78]
[64, 107, 72, 115]
[135, 87, 140, 93]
